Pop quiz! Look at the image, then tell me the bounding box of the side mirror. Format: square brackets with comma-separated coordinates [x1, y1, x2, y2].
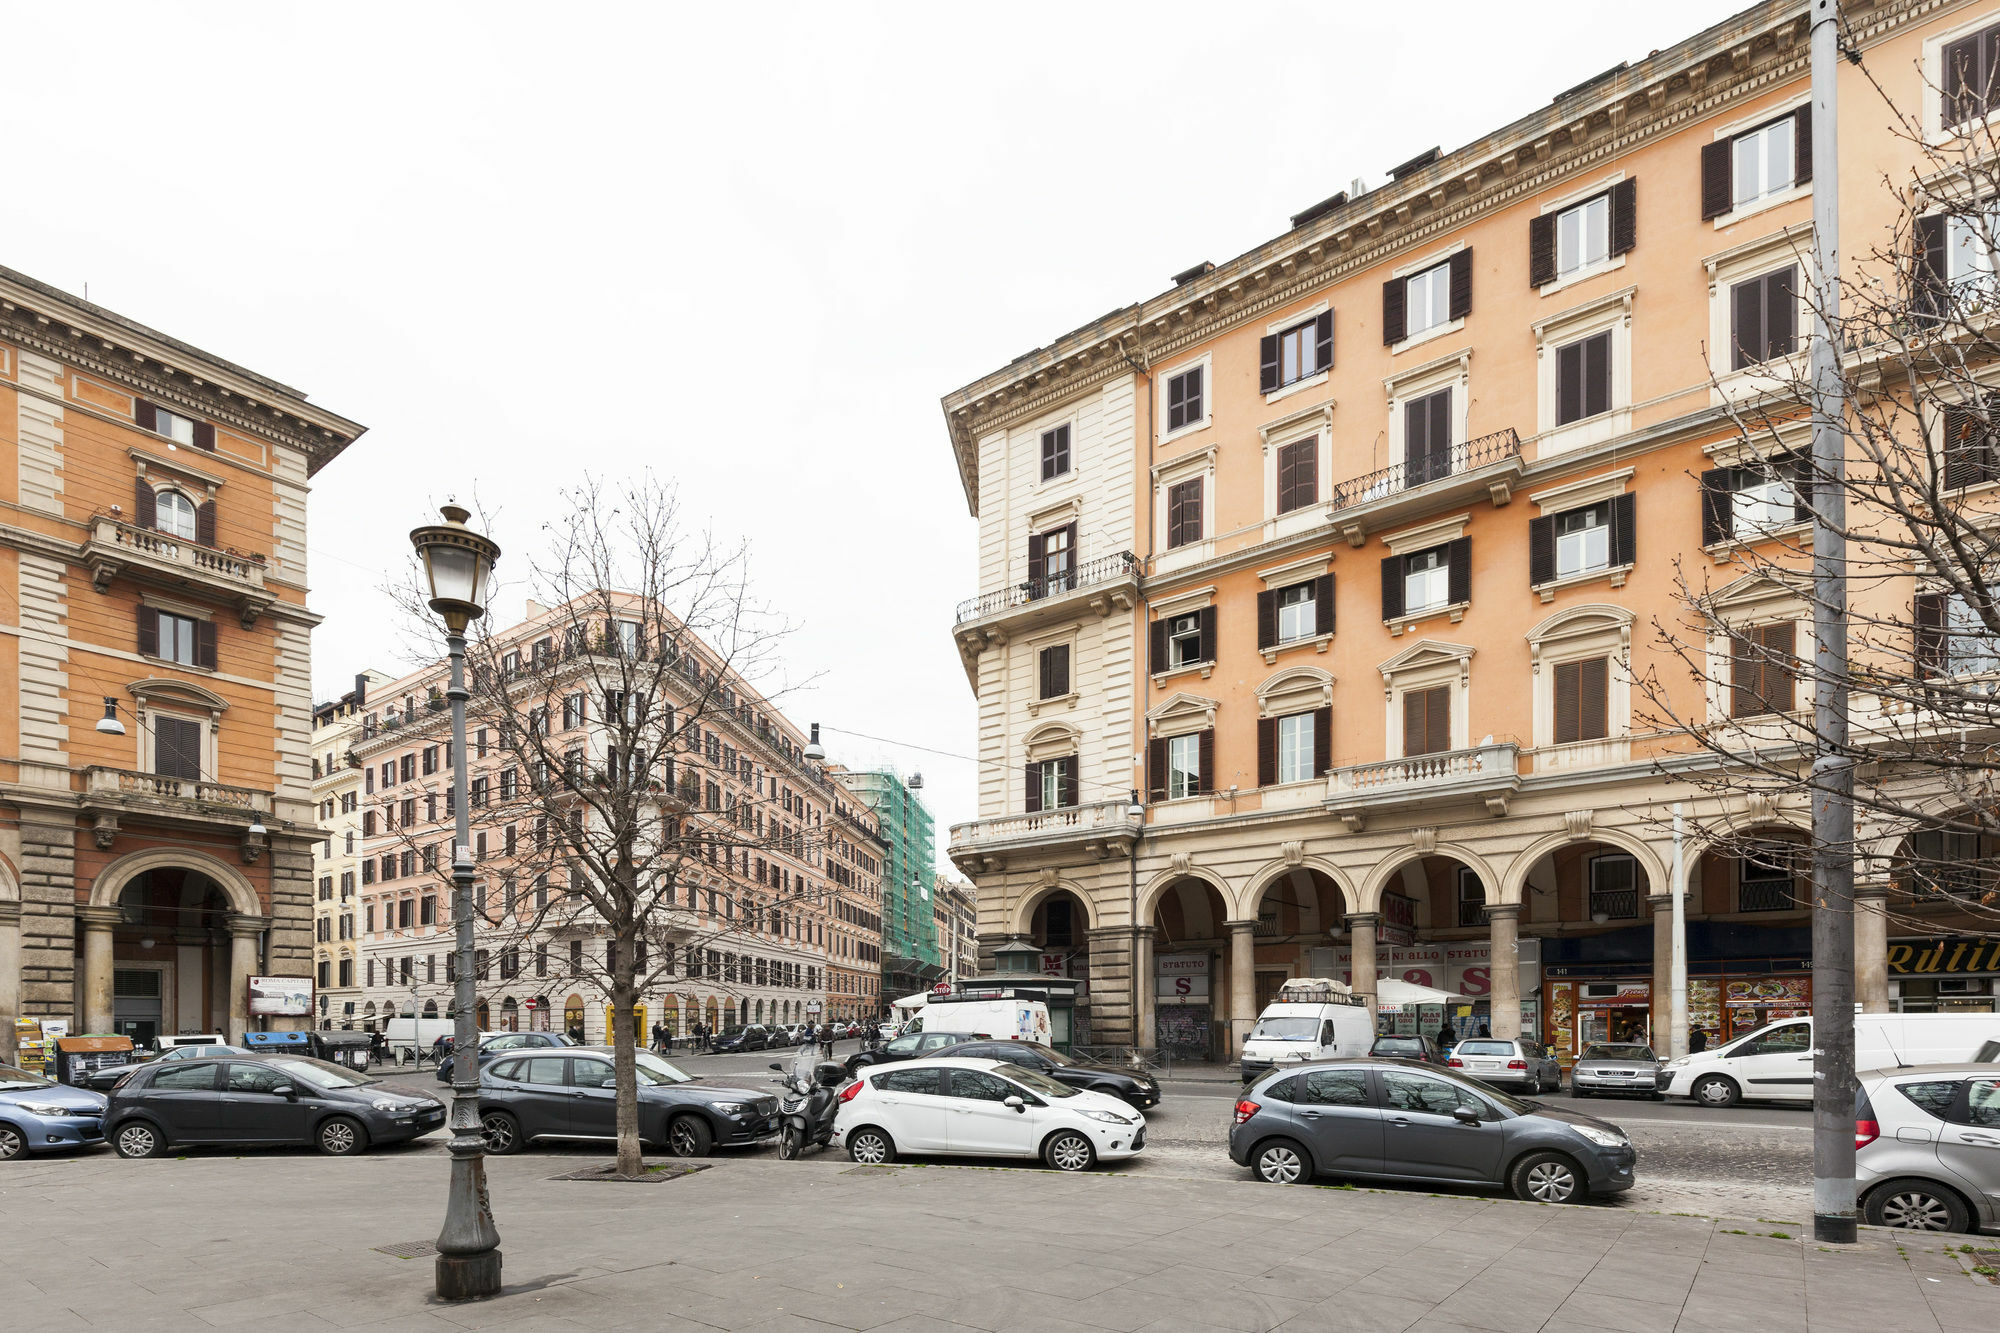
[1452, 1105, 1481, 1126]
[768, 1062, 783, 1072]
[272, 1084, 298, 1100]
[1003, 1095, 1025, 1113]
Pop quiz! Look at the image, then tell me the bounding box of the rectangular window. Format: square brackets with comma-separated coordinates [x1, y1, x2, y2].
[1552, 656, 1610, 745]
[1277, 439, 1318, 513]
[1040, 524, 1073, 591]
[1730, 621, 1798, 718]
[1555, 194, 1610, 277]
[1555, 330, 1611, 425]
[1554, 504, 1610, 578]
[400, 754, 415, 783]
[1731, 468, 1798, 535]
[1037, 644, 1070, 700]
[1276, 583, 1315, 643]
[1403, 387, 1452, 486]
[1729, 266, 1798, 369]
[1738, 844, 1797, 912]
[420, 895, 436, 926]
[1167, 612, 1203, 668]
[421, 746, 437, 776]
[1034, 758, 1075, 811]
[1276, 713, 1315, 784]
[1040, 424, 1071, 481]
[1404, 262, 1452, 337]
[157, 612, 201, 666]
[1166, 733, 1201, 800]
[152, 716, 203, 780]
[1167, 366, 1204, 431]
[153, 407, 197, 446]
[1403, 685, 1451, 757]
[1942, 25, 2000, 128]
[397, 898, 413, 930]
[1588, 853, 1639, 919]
[1279, 317, 1326, 385]
[1732, 116, 1796, 209]
[1167, 476, 1204, 548]
[1945, 591, 2000, 675]
[1403, 548, 1450, 616]
[1456, 868, 1486, 928]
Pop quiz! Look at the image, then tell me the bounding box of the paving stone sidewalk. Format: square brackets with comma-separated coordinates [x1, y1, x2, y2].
[0, 1149, 1992, 1332]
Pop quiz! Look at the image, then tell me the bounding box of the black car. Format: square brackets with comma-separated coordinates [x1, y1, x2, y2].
[711, 1025, 771, 1053]
[77, 1044, 253, 1092]
[845, 1028, 977, 1077]
[477, 1047, 778, 1156]
[1370, 1034, 1447, 1066]
[435, 1031, 574, 1082]
[105, 1055, 445, 1157]
[934, 1041, 1161, 1110]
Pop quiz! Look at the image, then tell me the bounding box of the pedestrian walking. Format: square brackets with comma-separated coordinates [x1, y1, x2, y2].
[1437, 1021, 1457, 1050]
[1689, 1027, 1708, 1054]
[661, 1024, 675, 1055]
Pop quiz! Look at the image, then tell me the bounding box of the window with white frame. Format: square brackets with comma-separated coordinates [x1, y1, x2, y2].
[1732, 117, 1796, 211]
[1278, 319, 1325, 385]
[1040, 424, 1071, 481]
[1166, 733, 1201, 799]
[1456, 868, 1486, 927]
[1276, 712, 1315, 783]
[1167, 367, 1204, 432]
[152, 713, 203, 780]
[1942, 21, 2000, 129]
[1276, 583, 1315, 643]
[156, 490, 198, 540]
[1167, 612, 1203, 668]
[1404, 263, 1452, 339]
[1556, 194, 1610, 278]
[1554, 504, 1610, 578]
[1404, 548, 1450, 616]
[153, 408, 197, 446]
[1947, 591, 2000, 675]
[157, 611, 201, 666]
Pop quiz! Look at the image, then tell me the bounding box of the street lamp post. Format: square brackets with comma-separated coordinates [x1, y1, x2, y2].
[409, 504, 503, 1300]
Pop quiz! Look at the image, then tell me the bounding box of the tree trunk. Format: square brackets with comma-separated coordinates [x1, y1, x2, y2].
[612, 966, 643, 1176]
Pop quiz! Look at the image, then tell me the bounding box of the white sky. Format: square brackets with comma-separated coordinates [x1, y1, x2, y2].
[5, 2, 1748, 871]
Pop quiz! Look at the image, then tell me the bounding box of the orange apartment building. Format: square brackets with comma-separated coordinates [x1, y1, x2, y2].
[943, 0, 2000, 1061]
[0, 266, 364, 1057]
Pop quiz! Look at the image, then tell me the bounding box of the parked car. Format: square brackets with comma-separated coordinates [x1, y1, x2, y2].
[79, 1044, 252, 1092]
[877, 1022, 902, 1041]
[1447, 1038, 1563, 1094]
[711, 1025, 774, 1053]
[832, 1057, 1145, 1172]
[0, 1063, 108, 1160]
[934, 1040, 1160, 1111]
[1855, 1064, 2000, 1233]
[1569, 1044, 1664, 1100]
[1229, 1058, 1636, 1204]
[846, 1028, 980, 1076]
[1369, 1034, 1446, 1065]
[106, 1056, 444, 1157]
[1241, 990, 1373, 1083]
[1660, 1013, 2000, 1108]
[477, 1047, 779, 1157]
[435, 1031, 574, 1083]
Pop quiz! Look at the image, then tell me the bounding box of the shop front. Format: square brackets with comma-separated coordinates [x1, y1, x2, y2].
[1889, 936, 2000, 1013]
[1154, 951, 1215, 1060]
[1332, 939, 1541, 1041]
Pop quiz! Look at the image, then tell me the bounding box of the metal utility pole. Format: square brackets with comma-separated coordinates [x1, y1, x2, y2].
[1808, 0, 1858, 1246]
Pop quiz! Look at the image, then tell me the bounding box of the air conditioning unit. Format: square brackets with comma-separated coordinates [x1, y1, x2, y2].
[1937, 978, 1989, 995]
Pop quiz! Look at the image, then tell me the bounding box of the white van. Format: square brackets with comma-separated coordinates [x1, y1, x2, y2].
[1240, 979, 1374, 1082]
[1660, 1012, 2000, 1107]
[383, 1016, 481, 1063]
[904, 995, 1052, 1044]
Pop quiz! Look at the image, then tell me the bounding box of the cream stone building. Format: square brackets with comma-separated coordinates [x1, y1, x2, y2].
[309, 671, 391, 1027]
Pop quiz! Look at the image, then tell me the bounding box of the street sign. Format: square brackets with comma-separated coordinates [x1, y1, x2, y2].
[931, 982, 951, 995]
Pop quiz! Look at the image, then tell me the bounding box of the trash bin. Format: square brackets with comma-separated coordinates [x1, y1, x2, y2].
[310, 1029, 375, 1071]
[52, 1035, 136, 1087]
[241, 1031, 312, 1057]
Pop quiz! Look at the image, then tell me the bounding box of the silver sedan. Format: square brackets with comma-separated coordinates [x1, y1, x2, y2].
[1570, 1043, 1664, 1100]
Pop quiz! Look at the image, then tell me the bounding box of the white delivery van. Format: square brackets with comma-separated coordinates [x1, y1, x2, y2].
[383, 1016, 477, 1063]
[904, 994, 1052, 1044]
[1240, 978, 1374, 1083]
[1660, 1011, 2000, 1108]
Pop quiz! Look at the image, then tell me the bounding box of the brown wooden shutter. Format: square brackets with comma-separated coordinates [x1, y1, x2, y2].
[1447, 247, 1473, 320]
[1278, 439, 1317, 512]
[1577, 656, 1609, 740]
[1404, 689, 1427, 755]
[1529, 213, 1557, 287]
[1256, 590, 1277, 649]
[1147, 737, 1168, 802]
[1197, 728, 1214, 795]
[195, 498, 217, 547]
[1611, 493, 1637, 568]
[1038, 647, 1053, 698]
[1763, 621, 1796, 713]
[1427, 685, 1450, 753]
[1026, 532, 1046, 588]
[1793, 104, 1812, 185]
[1583, 330, 1610, 418]
[1380, 555, 1404, 621]
[1059, 756, 1078, 809]
[133, 399, 157, 433]
[1256, 717, 1277, 787]
[1914, 592, 1947, 676]
[1528, 514, 1555, 586]
[1700, 139, 1733, 219]
[196, 618, 217, 670]
[1944, 404, 1974, 490]
[1382, 275, 1406, 345]
[1768, 265, 1797, 359]
[133, 477, 156, 529]
[1557, 340, 1584, 422]
[1314, 310, 1334, 370]
[1553, 659, 1581, 744]
[1730, 273, 1759, 370]
[1446, 537, 1472, 606]
[1700, 469, 1732, 546]
[1197, 606, 1217, 662]
[137, 604, 159, 657]
[192, 421, 216, 452]
[1313, 573, 1335, 637]
[1730, 632, 1758, 717]
[1312, 706, 1331, 777]
[1916, 214, 1948, 319]
[1149, 617, 1168, 673]
[1052, 644, 1069, 696]
[1609, 178, 1637, 256]
[1024, 763, 1042, 814]
[1259, 334, 1280, 393]
[1167, 375, 1187, 431]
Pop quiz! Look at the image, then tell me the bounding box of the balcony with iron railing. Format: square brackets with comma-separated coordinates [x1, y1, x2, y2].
[955, 551, 1142, 632]
[83, 517, 275, 625]
[1324, 742, 1521, 829]
[1325, 428, 1524, 544]
[948, 798, 1142, 872]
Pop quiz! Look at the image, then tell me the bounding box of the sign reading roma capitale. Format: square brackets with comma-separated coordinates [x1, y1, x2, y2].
[1887, 937, 2000, 975]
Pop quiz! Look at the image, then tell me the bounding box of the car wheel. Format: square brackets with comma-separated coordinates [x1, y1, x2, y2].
[1510, 1151, 1585, 1204]
[666, 1115, 713, 1158]
[1864, 1179, 1970, 1233]
[0, 1122, 26, 1161]
[1691, 1074, 1740, 1109]
[1044, 1130, 1096, 1173]
[114, 1121, 166, 1159]
[480, 1112, 522, 1155]
[1252, 1139, 1312, 1185]
[847, 1126, 895, 1165]
[317, 1116, 367, 1156]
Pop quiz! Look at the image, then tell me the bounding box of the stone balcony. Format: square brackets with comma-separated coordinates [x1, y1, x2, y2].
[948, 798, 1141, 874]
[1323, 742, 1521, 832]
[953, 552, 1141, 673]
[82, 517, 276, 627]
[80, 766, 273, 856]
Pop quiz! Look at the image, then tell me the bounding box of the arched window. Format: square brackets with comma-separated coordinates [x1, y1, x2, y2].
[157, 489, 198, 540]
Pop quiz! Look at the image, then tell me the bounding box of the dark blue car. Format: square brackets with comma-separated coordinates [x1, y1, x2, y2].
[435, 1031, 574, 1083]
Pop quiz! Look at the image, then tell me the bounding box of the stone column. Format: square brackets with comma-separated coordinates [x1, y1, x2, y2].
[0, 902, 20, 1063]
[1648, 891, 1675, 1048]
[76, 906, 122, 1034]
[1133, 926, 1155, 1051]
[1225, 920, 1257, 1058]
[226, 914, 269, 1044]
[1854, 882, 1891, 1014]
[1486, 903, 1522, 1040]
[1346, 913, 1380, 1024]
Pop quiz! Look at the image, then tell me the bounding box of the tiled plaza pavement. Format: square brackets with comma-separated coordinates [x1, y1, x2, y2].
[0, 1147, 1992, 1332]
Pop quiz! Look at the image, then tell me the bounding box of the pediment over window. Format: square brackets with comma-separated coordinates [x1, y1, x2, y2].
[1376, 639, 1474, 680]
[1023, 721, 1080, 763]
[1706, 571, 1807, 614]
[127, 677, 230, 713]
[1256, 665, 1334, 717]
[1146, 691, 1218, 736]
[1527, 603, 1634, 666]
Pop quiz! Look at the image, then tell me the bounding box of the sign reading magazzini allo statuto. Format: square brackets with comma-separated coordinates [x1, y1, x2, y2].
[248, 976, 314, 1017]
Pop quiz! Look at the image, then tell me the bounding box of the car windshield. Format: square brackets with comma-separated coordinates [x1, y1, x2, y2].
[1250, 1017, 1320, 1041]
[1582, 1044, 1655, 1062]
[1456, 1041, 1516, 1056]
[0, 1064, 54, 1090]
[633, 1052, 692, 1085]
[992, 1064, 1079, 1098]
[1374, 1037, 1426, 1053]
[264, 1057, 377, 1090]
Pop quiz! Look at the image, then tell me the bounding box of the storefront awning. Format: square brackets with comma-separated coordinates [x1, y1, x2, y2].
[1375, 978, 1473, 1009]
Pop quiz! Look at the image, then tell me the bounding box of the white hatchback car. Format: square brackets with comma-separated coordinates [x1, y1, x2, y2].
[832, 1056, 1146, 1172]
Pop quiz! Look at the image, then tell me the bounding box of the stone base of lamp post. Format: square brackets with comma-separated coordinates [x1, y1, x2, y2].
[436, 1250, 503, 1302]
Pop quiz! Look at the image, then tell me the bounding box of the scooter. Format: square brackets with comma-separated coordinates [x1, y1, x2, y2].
[770, 1047, 846, 1159]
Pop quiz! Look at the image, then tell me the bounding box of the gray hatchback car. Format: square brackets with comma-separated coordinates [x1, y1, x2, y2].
[1229, 1058, 1636, 1204]
[1855, 1064, 2000, 1234]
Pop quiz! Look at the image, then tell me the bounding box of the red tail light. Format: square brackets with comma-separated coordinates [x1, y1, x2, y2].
[1855, 1118, 1879, 1149]
[1447, 1057, 1464, 1067]
[838, 1080, 864, 1104]
[1233, 1099, 1260, 1126]
[1507, 1059, 1527, 1070]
